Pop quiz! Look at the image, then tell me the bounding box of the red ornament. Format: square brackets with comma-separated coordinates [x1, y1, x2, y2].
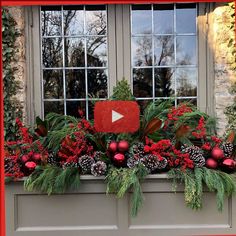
[33, 153, 42, 161]
[222, 159, 236, 168]
[118, 140, 129, 152]
[25, 161, 37, 170]
[21, 155, 30, 163]
[113, 153, 125, 164]
[206, 158, 218, 169]
[108, 141, 118, 153]
[211, 147, 224, 160]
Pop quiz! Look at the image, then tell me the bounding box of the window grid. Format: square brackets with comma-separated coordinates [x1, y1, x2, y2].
[40, 5, 108, 119]
[131, 4, 198, 108]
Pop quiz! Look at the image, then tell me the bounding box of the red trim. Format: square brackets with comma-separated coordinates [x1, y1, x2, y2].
[0, 7, 6, 236]
[1, 0, 232, 6]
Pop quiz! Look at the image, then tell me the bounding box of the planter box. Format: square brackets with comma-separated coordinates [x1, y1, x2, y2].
[6, 175, 236, 236]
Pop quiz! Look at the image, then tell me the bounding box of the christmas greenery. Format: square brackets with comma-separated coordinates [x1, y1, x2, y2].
[4, 81, 236, 217]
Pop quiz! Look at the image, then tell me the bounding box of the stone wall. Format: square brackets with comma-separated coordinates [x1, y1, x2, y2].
[4, 3, 236, 134]
[211, 3, 236, 135]
[6, 6, 27, 122]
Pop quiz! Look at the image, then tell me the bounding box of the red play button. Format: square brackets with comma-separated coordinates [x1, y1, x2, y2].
[94, 101, 140, 133]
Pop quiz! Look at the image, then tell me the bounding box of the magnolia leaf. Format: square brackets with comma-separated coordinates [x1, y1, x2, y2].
[175, 125, 191, 139]
[144, 118, 162, 135]
[227, 131, 235, 143]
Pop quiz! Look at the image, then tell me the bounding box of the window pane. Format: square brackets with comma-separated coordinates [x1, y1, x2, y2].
[154, 36, 174, 66]
[64, 37, 85, 67]
[176, 36, 196, 65]
[132, 5, 152, 34]
[132, 36, 152, 66]
[87, 37, 107, 67]
[85, 5, 107, 35]
[176, 68, 197, 97]
[155, 68, 175, 97]
[43, 70, 63, 99]
[41, 6, 61, 36]
[42, 38, 63, 68]
[133, 68, 153, 98]
[66, 101, 86, 118]
[153, 4, 174, 34]
[44, 101, 64, 116]
[88, 69, 107, 98]
[176, 3, 196, 33]
[63, 6, 84, 35]
[66, 69, 86, 99]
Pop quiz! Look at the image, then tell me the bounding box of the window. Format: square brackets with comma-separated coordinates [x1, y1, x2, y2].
[27, 3, 211, 120]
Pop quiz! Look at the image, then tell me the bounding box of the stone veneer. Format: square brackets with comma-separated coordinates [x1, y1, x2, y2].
[5, 3, 236, 134]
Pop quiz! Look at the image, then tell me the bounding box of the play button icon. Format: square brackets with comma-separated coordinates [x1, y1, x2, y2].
[94, 101, 140, 133]
[112, 110, 124, 123]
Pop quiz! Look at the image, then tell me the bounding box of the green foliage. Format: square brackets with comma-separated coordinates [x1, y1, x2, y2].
[24, 166, 81, 195]
[168, 167, 236, 211]
[2, 8, 23, 140]
[111, 79, 135, 101]
[106, 164, 148, 217]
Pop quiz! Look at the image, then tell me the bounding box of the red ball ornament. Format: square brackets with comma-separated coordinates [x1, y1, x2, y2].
[118, 140, 129, 152]
[211, 147, 224, 160]
[21, 155, 30, 163]
[33, 153, 42, 161]
[222, 159, 236, 168]
[206, 158, 218, 169]
[108, 141, 118, 153]
[113, 153, 125, 164]
[25, 161, 37, 170]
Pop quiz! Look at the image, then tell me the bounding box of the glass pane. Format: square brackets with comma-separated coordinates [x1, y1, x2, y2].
[42, 38, 63, 68]
[41, 6, 61, 36]
[66, 101, 86, 118]
[87, 37, 107, 67]
[88, 101, 96, 120]
[155, 68, 175, 97]
[153, 4, 174, 34]
[65, 69, 86, 99]
[133, 68, 153, 97]
[85, 5, 107, 35]
[176, 4, 196, 33]
[43, 70, 63, 99]
[63, 6, 84, 36]
[137, 100, 152, 114]
[154, 36, 174, 66]
[132, 36, 152, 66]
[65, 37, 85, 67]
[88, 69, 107, 98]
[44, 101, 64, 116]
[177, 98, 197, 106]
[176, 36, 196, 65]
[176, 68, 197, 97]
[132, 5, 152, 34]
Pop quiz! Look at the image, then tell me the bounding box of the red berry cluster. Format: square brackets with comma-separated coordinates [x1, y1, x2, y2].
[167, 104, 192, 121]
[192, 116, 206, 139]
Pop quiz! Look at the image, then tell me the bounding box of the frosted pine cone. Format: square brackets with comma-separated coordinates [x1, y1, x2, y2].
[91, 161, 107, 176]
[141, 154, 160, 173]
[47, 153, 60, 167]
[93, 151, 104, 162]
[131, 142, 145, 157]
[156, 157, 168, 170]
[4, 157, 15, 175]
[221, 142, 234, 157]
[78, 155, 95, 174]
[62, 161, 79, 169]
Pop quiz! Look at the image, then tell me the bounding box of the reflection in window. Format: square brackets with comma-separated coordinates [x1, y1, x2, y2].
[131, 3, 197, 108]
[41, 5, 108, 119]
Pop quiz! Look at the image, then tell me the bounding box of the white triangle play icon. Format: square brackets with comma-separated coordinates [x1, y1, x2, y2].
[112, 110, 124, 123]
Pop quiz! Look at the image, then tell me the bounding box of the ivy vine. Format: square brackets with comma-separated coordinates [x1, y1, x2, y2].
[2, 8, 23, 141]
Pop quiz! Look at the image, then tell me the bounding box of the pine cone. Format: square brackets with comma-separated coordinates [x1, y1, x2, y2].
[62, 161, 79, 169]
[221, 142, 234, 157]
[156, 157, 168, 170]
[141, 154, 160, 173]
[127, 154, 140, 168]
[47, 153, 61, 167]
[4, 157, 15, 174]
[93, 151, 104, 162]
[78, 155, 95, 174]
[91, 161, 107, 176]
[181, 145, 205, 167]
[131, 142, 145, 157]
